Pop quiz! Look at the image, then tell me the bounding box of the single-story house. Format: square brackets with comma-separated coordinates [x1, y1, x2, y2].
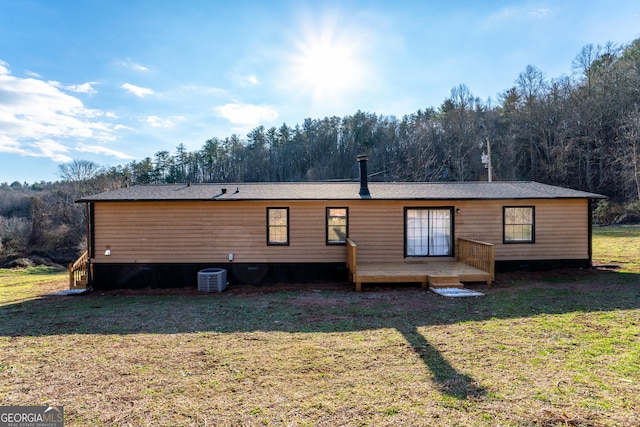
[75, 157, 605, 290]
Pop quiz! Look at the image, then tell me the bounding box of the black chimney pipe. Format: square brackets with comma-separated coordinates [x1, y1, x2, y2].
[357, 155, 371, 198]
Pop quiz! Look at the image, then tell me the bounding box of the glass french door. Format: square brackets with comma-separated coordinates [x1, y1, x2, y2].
[405, 208, 452, 257]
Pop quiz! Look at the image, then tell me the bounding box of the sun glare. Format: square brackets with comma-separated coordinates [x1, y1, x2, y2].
[289, 17, 369, 103]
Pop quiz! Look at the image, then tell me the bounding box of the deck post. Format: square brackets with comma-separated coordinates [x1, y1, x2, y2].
[68, 263, 73, 288]
[346, 238, 357, 287]
[488, 244, 495, 286]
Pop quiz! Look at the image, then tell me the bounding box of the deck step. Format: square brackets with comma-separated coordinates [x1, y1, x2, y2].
[429, 282, 464, 289]
[71, 278, 87, 290]
[428, 275, 464, 289]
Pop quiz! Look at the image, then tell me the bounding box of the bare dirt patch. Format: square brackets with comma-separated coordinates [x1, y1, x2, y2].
[92, 266, 622, 308]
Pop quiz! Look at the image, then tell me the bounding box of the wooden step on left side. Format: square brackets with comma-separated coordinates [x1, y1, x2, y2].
[71, 275, 87, 290]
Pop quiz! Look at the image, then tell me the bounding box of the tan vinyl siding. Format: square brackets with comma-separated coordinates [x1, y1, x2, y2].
[94, 201, 349, 264]
[92, 198, 590, 264]
[452, 199, 589, 260]
[347, 199, 589, 262]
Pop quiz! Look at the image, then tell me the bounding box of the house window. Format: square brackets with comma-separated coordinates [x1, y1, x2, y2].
[267, 207, 289, 245]
[327, 207, 348, 244]
[405, 208, 453, 257]
[504, 206, 535, 243]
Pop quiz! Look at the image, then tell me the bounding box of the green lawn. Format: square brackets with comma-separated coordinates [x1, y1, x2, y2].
[593, 225, 640, 272]
[0, 265, 68, 305]
[0, 226, 638, 426]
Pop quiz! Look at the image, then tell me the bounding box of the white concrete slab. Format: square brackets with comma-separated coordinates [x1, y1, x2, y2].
[430, 287, 484, 298]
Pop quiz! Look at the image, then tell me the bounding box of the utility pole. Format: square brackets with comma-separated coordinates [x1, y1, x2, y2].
[487, 138, 492, 182]
[481, 138, 493, 182]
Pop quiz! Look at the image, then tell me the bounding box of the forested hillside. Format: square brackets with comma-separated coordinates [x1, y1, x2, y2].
[2, 39, 639, 265]
[113, 39, 640, 202]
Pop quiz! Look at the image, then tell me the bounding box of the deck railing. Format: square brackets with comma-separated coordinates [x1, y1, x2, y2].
[346, 238, 357, 282]
[68, 250, 90, 289]
[457, 238, 495, 280]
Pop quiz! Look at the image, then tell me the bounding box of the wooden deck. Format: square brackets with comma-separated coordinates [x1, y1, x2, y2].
[347, 238, 494, 292]
[353, 261, 492, 291]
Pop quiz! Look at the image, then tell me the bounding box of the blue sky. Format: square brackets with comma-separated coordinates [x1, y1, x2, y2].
[1, 0, 638, 184]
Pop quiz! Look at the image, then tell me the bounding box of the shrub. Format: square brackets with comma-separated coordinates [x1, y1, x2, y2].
[593, 200, 640, 225]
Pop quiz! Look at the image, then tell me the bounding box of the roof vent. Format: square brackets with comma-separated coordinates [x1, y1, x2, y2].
[221, 188, 227, 194]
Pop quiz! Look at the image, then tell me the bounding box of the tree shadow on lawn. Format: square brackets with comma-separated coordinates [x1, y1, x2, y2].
[1, 269, 638, 401]
[395, 323, 487, 399]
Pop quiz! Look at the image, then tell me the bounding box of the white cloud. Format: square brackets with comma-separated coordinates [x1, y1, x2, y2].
[49, 80, 99, 94]
[119, 59, 150, 72]
[146, 115, 178, 128]
[68, 82, 99, 94]
[215, 103, 279, 125]
[232, 73, 259, 87]
[120, 83, 154, 98]
[31, 139, 73, 163]
[76, 143, 135, 159]
[180, 84, 227, 96]
[0, 135, 29, 155]
[0, 61, 123, 163]
[485, 6, 551, 26]
[130, 63, 149, 72]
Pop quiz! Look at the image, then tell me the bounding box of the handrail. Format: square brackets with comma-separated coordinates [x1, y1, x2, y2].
[68, 250, 89, 289]
[346, 238, 357, 282]
[457, 238, 495, 281]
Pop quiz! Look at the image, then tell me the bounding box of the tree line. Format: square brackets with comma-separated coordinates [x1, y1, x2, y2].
[1, 38, 639, 265]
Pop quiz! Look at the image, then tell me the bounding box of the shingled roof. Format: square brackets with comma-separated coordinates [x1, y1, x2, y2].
[77, 181, 606, 202]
